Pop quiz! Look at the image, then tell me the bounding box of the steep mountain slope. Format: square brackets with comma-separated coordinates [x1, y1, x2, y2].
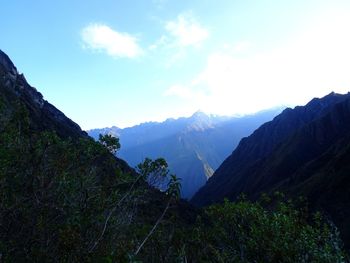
[191, 92, 350, 245]
[280, 133, 350, 245]
[0, 49, 195, 261]
[0, 51, 86, 140]
[89, 109, 282, 198]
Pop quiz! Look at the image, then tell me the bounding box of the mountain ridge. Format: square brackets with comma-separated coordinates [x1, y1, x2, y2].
[191, 91, 350, 246]
[0, 49, 87, 139]
[89, 108, 283, 198]
[192, 91, 350, 205]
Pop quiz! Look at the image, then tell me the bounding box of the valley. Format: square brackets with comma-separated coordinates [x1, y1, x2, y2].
[89, 109, 282, 198]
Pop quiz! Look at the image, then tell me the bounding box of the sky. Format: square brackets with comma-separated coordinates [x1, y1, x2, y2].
[1, 0, 350, 129]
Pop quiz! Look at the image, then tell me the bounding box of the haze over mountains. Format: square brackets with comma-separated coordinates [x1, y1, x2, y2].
[89, 108, 283, 198]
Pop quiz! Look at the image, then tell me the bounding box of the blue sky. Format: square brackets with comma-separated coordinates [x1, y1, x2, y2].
[1, 0, 350, 129]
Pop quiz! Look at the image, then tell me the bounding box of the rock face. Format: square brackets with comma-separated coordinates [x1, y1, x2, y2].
[89, 109, 283, 199]
[0, 49, 86, 139]
[191, 92, 350, 247]
[0, 49, 134, 174]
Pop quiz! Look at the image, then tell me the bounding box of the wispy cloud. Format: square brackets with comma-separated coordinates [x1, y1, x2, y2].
[165, 12, 209, 48]
[150, 12, 209, 52]
[81, 23, 143, 58]
[148, 12, 209, 68]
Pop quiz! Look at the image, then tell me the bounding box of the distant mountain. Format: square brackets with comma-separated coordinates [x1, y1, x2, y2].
[89, 109, 283, 199]
[191, 92, 350, 246]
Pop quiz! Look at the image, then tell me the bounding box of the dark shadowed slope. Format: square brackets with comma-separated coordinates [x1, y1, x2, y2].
[192, 92, 350, 205]
[0, 50, 85, 139]
[0, 49, 196, 261]
[191, 92, 350, 246]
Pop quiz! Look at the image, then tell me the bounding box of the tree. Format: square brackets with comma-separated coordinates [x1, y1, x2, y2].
[136, 157, 169, 189]
[98, 134, 120, 154]
[134, 158, 182, 256]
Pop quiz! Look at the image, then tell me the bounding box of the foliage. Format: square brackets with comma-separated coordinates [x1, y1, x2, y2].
[99, 133, 120, 154]
[187, 197, 347, 262]
[133, 158, 182, 257]
[0, 95, 348, 262]
[136, 157, 169, 189]
[130, 195, 347, 262]
[166, 174, 181, 199]
[0, 98, 143, 261]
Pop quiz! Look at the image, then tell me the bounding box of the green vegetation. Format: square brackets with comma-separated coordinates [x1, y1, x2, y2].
[136, 157, 170, 189]
[98, 133, 121, 154]
[190, 195, 346, 262]
[0, 95, 347, 262]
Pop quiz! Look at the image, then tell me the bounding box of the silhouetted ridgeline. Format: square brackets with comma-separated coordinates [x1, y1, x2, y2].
[192, 91, 350, 247]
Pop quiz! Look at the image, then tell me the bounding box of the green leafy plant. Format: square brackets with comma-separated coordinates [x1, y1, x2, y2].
[98, 133, 120, 154]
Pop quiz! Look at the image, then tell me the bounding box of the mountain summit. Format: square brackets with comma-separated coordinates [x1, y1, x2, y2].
[89, 108, 282, 198]
[186, 111, 213, 131]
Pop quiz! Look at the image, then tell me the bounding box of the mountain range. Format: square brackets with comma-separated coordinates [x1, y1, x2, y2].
[192, 91, 350, 246]
[1, 48, 348, 260]
[89, 109, 283, 198]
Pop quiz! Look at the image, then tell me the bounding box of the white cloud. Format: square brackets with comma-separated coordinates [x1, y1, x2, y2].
[81, 23, 143, 58]
[165, 12, 209, 48]
[148, 12, 209, 67]
[166, 9, 350, 115]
